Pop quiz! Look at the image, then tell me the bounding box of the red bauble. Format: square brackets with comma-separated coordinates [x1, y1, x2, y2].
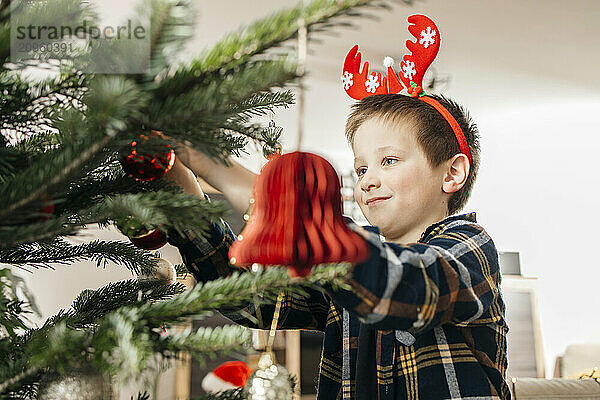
[121, 130, 176, 181]
[36, 193, 54, 222]
[129, 228, 168, 250]
[228, 151, 370, 277]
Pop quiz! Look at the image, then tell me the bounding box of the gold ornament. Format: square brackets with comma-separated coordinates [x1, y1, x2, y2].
[38, 370, 115, 400]
[138, 257, 177, 285]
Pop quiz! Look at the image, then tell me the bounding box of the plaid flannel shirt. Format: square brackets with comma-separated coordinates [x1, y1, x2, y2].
[167, 211, 511, 400]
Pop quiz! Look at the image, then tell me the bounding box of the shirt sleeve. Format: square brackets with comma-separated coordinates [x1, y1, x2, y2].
[325, 218, 503, 334]
[166, 199, 330, 331]
[166, 217, 238, 283]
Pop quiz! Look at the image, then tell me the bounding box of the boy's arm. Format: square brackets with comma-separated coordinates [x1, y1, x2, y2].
[163, 157, 240, 280]
[325, 218, 502, 334]
[175, 144, 257, 215]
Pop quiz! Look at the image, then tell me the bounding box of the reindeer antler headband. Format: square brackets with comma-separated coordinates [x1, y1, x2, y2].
[341, 14, 471, 163]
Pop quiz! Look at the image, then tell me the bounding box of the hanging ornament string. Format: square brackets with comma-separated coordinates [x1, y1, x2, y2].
[295, 5, 307, 150]
[266, 291, 285, 355]
[244, 291, 293, 400]
[252, 268, 264, 329]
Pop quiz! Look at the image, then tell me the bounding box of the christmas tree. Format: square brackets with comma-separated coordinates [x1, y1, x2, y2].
[0, 0, 397, 398]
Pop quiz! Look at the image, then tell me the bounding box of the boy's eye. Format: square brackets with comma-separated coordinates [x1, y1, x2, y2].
[383, 157, 398, 166]
[355, 167, 367, 177]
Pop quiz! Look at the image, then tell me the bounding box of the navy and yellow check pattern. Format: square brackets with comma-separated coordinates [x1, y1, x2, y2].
[167, 212, 511, 400]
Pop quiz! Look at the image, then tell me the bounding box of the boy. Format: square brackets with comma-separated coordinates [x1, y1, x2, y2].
[165, 93, 510, 400]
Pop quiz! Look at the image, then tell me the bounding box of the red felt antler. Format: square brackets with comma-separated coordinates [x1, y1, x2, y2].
[342, 45, 389, 100]
[228, 152, 370, 277]
[398, 15, 440, 93]
[341, 15, 441, 99]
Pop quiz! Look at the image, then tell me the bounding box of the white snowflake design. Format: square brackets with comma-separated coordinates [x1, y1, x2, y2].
[419, 26, 437, 49]
[341, 71, 354, 90]
[402, 60, 416, 80]
[364, 73, 380, 93]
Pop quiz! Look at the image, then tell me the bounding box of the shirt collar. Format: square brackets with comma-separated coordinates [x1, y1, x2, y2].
[418, 212, 477, 243]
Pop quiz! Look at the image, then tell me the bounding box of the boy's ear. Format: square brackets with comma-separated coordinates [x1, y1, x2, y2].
[442, 154, 470, 194]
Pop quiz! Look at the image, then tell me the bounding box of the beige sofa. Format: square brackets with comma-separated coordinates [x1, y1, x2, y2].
[510, 377, 600, 399]
[510, 343, 600, 399]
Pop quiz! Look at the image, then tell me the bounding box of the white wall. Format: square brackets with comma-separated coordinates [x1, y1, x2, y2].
[472, 101, 600, 376]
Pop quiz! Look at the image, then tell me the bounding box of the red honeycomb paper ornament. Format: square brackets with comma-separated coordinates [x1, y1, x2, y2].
[229, 151, 369, 277]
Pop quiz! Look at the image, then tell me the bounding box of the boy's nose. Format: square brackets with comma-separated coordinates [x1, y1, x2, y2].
[360, 173, 381, 191]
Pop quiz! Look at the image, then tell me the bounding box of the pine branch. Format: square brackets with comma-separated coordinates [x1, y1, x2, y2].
[0, 186, 223, 249]
[9, 130, 62, 155]
[64, 279, 186, 329]
[10, 279, 183, 353]
[0, 75, 147, 220]
[0, 366, 41, 397]
[0, 71, 87, 141]
[0, 268, 39, 338]
[50, 163, 150, 216]
[228, 90, 295, 119]
[156, 0, 391, 98]
[1, 0, 93, 67]
[97, 190, 228, 239]
[0, 216, 78, 249]
[0, 238, 157, 274]
[145, 0, 194, 80]
[168, 124, 249, 161]
[84, 76, 149, 136]
[140, 263, 352, 324]
[148, 58, 297, 130]
[0, 279, 184, 394]
[0, 264, 351, 393]
[158, 325, 251, 364]
[0, 131, 113, 220]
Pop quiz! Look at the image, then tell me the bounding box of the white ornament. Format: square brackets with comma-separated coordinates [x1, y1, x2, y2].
[38, 370, 115, 400]
[419, 26, 437, 49]
[383, 56, 394, 68]
[244, 353, 292, 400]
[402, 60, 417, 80]
[139, 258, 177, 285]
[341, 71, 353, 90]
[364, 73, 380, 93]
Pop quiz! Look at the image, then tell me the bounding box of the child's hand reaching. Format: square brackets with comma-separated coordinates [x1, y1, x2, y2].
[160, 134, 257, 215]
[163, 155, 206, 200]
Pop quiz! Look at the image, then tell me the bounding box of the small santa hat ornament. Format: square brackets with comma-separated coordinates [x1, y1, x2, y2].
[228, 151, 369, 277]
[201, 361, 253, 393]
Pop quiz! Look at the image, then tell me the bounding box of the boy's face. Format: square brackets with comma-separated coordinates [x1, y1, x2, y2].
[352, 117, 449, 243]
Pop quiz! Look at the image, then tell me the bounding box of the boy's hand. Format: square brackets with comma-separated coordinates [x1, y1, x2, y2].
[163, 157, 205, 199]
[170, 139, 197, 171]
[158, 133, 257, 215]
[152, 132, 196, 172]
